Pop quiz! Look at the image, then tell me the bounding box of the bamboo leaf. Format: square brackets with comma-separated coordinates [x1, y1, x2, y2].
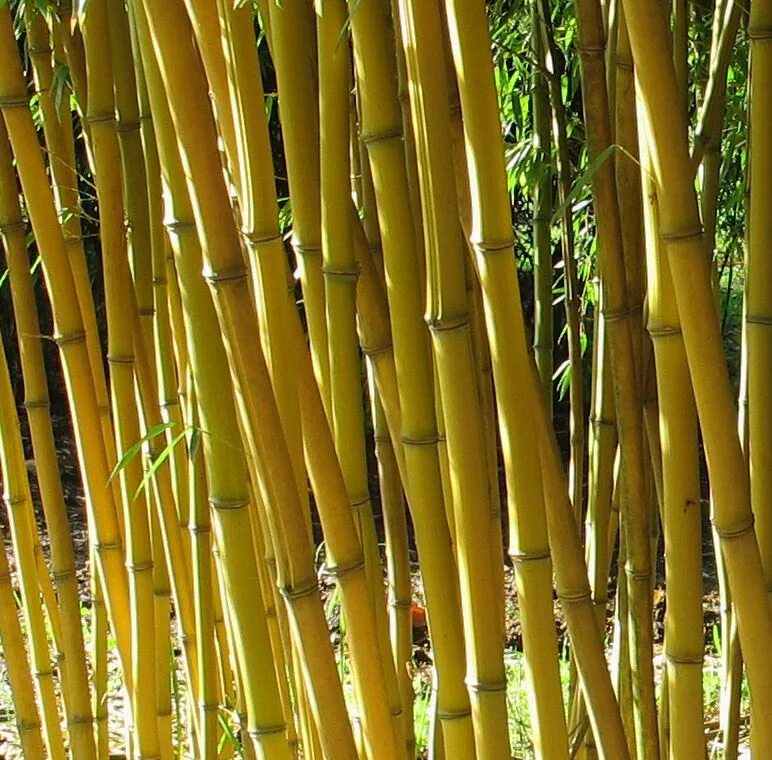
[107, 422, 177, 484]
[133, 429, 188, 501]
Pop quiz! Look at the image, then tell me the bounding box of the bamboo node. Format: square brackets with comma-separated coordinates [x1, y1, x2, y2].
[107, 354, 135, 365]
[52, 568, 76, 582]
[240, 229, 284, 246]
[747, 26, 772, 40]
[602, 306, 636, 323]
[350, 494, 371, 511]
[664, 652, 703, 666]
[326, 557, 366, 580]
[0, 220, 26, 234]
[125, 561, 154, 573]
[389, 599, 412, 610]
[249, 724, 286, 738]
[203, 266, 249, 286]
[188, 524, 211, 535]
[292, 241, 321, 256]
[557, 589, 592, 604]
[85, 111, 116, 125]
[361, 339, 393, 357]
[576, 42, 606, 59]
[614, 56, 634, 71]
[437, 708, 472, 721]
[116, 120, 141, 134]
[470, 237, 515, 255]
[425, 314, 470, 333]
[152, 277, 168, 286]
[3, 495, 26, 507]
[22, 399, 51, 410]
[0, 94, 29, 109]
[137, 307, 155, 317]
[624, 564, 651, 582]
[68, 714, 96, 727]
[53, 329, 86, 347]
[465, 678, 507, 694]
[17, 720, 43, 733]
[401, 433, 440, 447]
[280, 578, 319, 601]
[712, 517, 755, 540]
[164, 219, 195, 233]
[322, 264, 359, 281]
[647, 325, 682, 339]
[28, 45, 52, 56]
[360, 128, 403, 147]
[199, 701, 220, 713]
[659, 226, 703, 244]
[745, 314, 772, 326]
[509, 548, 551, 563]
[589, 416, 615, 429]
[208, 496, 249, 512]
[64, 234, 84, 246]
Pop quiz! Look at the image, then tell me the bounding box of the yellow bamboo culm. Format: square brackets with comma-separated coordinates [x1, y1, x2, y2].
[0, 311, 65, 760]
[0, 4, 134, 688]
[398, 1, 512, 756]
[622, 0, 772, 744]
[640, 124, 705, 759]
[443, 2, 577, 757]
[1, 120, 97, 759]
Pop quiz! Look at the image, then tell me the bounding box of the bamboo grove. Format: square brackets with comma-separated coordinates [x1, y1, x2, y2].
[0, 0, 766, 757]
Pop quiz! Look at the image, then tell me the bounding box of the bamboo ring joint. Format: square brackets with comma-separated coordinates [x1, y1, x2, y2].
[712, 517, 755, 540]
[240, 229, 284, 247]
[208, 496, 249, 512]
[326, 557, 366, 580]
[426, 314, 470, 333]
[664, 652, 703, 666]
[470, 238, 515, 255]
[401, 433, 440, 447]
[85, 111, 116, 125]
[557, 589, 592, 605]
[465, 678, 507, 694]
[576, 42, 606, 58]
[510, 548, 551, 563]
[361, 128, 402, 147]
[249, 724, 287, 738]
[23, 400, 51, 410]
[659, 226, 703, 244]
[0, 220, 26, 234]
[437, 708, 472, 721]
[362, 340, 393, 357]
[53, 329, 86, 347]
[747, 26, 772, 40]
[0, 94, 29, 109]
[745, 314, 772, 326]
[322, 264, 359, 281]
[280, 579, 319, 601]
[203, 266, 249, 286]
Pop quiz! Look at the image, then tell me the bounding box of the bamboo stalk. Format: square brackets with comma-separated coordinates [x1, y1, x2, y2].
[572, 2, 658, 755]
[0, 4, 134, 688]
[348, 1, 474, 752]
[535, 0, 586, 518]
[0, 336, 66, 760]
[1, 119, 96, 759]
[531, 0, 554, 410]
[622, 0, 772, 742]
[0, 516, 45, 758]
[640, 127, 705, 758]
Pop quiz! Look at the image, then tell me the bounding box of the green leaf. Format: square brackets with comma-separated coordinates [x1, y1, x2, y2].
[549, 143, 641, 227]
[133, 429, 188, 501]
[107, 422, 177, 484]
